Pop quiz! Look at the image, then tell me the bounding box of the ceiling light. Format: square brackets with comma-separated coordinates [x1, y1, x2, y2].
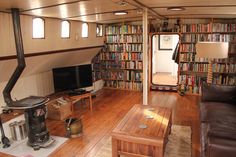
[114, 11, 128, 16]
[167, 7, 185, 11]
[116, 0, 127, 6]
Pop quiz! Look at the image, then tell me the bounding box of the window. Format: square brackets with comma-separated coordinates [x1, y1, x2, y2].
[61, 20, 70, 38]
[82, 23, 88, 38]
[96, 24, 103, 37]
[33, 17, 45, 38]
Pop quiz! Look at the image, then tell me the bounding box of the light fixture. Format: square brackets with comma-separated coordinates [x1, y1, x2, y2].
[196, 42, 229, 84]
[114, 11, 128, 16]
[167, 7, 185, 11]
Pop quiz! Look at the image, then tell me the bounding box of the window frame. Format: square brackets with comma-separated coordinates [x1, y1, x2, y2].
[32, 17, 45, 39]
[82, 22, 89, 38]
[96, 24, 103, 37]
[61, 20, 71, 39]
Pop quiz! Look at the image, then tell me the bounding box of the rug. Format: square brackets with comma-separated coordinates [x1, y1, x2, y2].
[95, 125, 191, 157]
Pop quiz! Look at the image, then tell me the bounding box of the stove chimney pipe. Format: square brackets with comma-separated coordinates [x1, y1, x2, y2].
[3, 8, 26, 106]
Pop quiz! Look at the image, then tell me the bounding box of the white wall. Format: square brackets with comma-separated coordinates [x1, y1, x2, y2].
[152, 34, 179, 74]
[0, 12, 104, 109]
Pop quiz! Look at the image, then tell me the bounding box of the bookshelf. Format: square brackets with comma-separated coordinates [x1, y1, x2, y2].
[179, 22, 236, 95]
[92, 52, 102, 82]
[101, 25, 143, 91]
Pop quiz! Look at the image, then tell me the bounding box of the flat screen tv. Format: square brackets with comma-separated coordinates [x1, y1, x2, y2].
[52, 64, 92, 92]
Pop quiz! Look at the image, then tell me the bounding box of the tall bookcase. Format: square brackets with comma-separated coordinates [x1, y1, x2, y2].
[179, 22, 236, 94]
[92, 52, 102, 82]
[100, 25, 143, 91]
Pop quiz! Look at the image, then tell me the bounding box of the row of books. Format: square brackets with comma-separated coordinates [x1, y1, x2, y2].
[92, 71, 101, 82]
[106, 35, 142, 43]
[105, 25, 142, 35]
[178, 75, 202, 94]
[179, 56, 228, 63]
[181, 34, 233, 42]
[92, 63, 100, 70]
[180, 44, 195, 52]
[228, 64, 236, 73]
[101, 61, 142, 70]
[100, 52, 142, 61]
[181, 23, 211, 33]
[180, 63, 208, 72]
[212, 23, 236, 32]
[181, 23, 236, 33]
[180, 63, 236, 73]
[102, 71, 143, 82]
[107, 44, 142, 52]
[179, 53, 195, 62]
[213, 75, 236, 85]
[104, 80, 142, 91]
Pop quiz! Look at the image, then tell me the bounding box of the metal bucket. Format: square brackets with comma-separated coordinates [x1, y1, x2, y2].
[9, 120, 27, 141]
[65, 118, 83, 138]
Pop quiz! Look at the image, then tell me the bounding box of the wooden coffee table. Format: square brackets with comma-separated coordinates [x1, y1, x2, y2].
[112, 104, 172, 157]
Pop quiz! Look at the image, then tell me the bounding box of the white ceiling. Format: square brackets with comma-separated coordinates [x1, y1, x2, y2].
[0, 0, 235, 23]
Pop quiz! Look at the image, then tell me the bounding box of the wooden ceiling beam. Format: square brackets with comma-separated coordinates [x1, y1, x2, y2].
[21, 0, 90, 12]
[151, 4, 236, 9]
[65, 9, 137, 19]
[125, 0, 167, 19]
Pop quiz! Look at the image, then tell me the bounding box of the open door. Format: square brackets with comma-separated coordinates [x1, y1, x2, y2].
[151, 33, 179, 91]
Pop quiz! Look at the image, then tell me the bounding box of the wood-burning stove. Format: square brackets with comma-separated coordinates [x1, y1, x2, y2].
[2, 8, 54, 150]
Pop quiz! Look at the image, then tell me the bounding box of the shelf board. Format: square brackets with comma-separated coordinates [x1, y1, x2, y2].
[108, 51, 143, 53]
[103, 79, 142, 82]
[106, 42, 143, 44]
[180, 51, 196, 53]
[180, 42, 196, 44]
[105, 33, 143, 36]
[100, 59, 142, 61]
[101, 68, 142, 71]
[103, 87, 142, 91]
[181, 31, 236, 34]
[179, 61, 208, 63]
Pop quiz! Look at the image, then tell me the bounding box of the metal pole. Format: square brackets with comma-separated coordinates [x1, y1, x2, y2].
[142, 8, 148, 105]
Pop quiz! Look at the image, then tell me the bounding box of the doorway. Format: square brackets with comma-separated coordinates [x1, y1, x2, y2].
[151, 34, 179, 91]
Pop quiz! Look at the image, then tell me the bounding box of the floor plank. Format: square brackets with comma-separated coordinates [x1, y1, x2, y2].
[0, 89, 200, 157]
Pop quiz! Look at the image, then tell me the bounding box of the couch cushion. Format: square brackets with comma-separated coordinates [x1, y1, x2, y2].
[207, 137, 236, 157]
[200, 102, 236, 122]
[208, 121, 236, 140]
[201, 83, 236, 104]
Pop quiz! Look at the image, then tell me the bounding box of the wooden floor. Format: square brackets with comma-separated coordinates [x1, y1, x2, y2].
[152, 72, 177, 86]
[0, 89, 201, 157]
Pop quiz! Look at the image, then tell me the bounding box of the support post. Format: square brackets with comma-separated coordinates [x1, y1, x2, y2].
[142, 8, 148, 105]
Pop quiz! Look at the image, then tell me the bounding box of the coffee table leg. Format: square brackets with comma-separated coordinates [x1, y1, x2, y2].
[112, 138, 119, 157]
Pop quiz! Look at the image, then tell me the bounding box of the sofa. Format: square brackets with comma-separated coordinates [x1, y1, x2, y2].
[200, 83, 236, 157]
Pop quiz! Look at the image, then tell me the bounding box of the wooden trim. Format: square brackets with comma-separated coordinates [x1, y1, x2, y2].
[149, 32, 180, 86]
[165, 14, 236, 17]
[21, 0, 90, 12]
[0, 45, 104, 61]
[151, 4, 236, 9]
[66, 9, 137, 19]
[132, 0, 166, 19]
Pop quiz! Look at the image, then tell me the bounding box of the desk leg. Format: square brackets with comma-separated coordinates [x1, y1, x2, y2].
[112, 138, 119, 157]
[89, 94, 92, 111]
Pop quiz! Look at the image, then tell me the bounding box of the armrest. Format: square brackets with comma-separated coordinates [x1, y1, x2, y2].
[201, 82, 236, 104]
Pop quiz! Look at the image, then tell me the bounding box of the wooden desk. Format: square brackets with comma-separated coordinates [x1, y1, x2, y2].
[69, 92, 92, 112]
[112, 104, 172, 157]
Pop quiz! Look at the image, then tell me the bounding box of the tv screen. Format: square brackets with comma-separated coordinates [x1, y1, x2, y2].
[78, 64, 93, 88]
[52, 64, 92, 92]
